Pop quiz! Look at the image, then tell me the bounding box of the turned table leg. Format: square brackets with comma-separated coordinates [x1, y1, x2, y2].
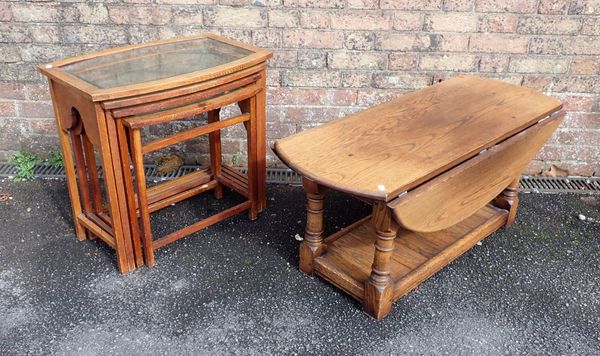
[299, 177, 327, 275]
[494, 177, 520, 227]
[364, 201, 398, 319]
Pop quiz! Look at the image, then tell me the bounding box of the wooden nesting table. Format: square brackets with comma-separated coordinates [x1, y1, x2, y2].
[274, 77, 563, 319]
[40, 34, 271, 274]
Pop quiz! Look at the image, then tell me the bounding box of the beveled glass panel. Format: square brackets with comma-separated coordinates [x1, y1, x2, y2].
[62, 38, 253, 89]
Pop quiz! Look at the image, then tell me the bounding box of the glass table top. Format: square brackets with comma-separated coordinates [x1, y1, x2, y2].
[62, 38, 253, 89]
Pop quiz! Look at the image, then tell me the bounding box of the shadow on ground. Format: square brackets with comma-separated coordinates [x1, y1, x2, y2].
[0, 178, 599, 355]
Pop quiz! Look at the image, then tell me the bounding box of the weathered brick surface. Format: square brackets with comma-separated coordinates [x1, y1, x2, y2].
[0, 1, 598, 176]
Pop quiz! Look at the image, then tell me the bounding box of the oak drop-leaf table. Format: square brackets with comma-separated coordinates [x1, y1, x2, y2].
[40, 34, 272, 274]
[274, 77, 563, 319]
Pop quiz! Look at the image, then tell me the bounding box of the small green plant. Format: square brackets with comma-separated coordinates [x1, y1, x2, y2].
[47, 148, 63, 168]
[10, 150, 41, 182]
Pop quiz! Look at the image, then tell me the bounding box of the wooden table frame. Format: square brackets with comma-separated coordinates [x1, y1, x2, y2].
[40, 34, 271, 274]
[274, 77, 564, 319]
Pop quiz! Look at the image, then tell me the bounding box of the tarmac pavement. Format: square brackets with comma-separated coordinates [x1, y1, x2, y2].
[0, 178, 598, 355]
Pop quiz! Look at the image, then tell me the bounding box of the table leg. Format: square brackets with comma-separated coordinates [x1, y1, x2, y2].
[81, 132, 103, 215]
[256, 70, 267, 212]
[208, 109, 223, 200]
[364, 201, 398, 320]
[69, 126, 94, 223]
[299, 177, 327, 275]
[494, 177, 520, 227]
[129, 128, 156, 267]
[98, 108, 137, 274]
[239, 98, 259, 220]
[116, 120, 144, 267]
[49, 85, 86, 241]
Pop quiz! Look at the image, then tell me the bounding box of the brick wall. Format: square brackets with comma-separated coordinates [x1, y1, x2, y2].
[0, 0, 598, 175]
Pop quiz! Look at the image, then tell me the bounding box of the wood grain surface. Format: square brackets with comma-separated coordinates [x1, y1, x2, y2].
[388, 111, 564, 232]
[274, 76, 562, 202]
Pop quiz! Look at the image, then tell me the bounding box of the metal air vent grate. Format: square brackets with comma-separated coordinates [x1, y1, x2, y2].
[0, 162, 597, 194]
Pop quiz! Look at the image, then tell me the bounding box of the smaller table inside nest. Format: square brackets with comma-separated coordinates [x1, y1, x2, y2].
[274, 76, 563, 319]
[40, 34, 272, 274]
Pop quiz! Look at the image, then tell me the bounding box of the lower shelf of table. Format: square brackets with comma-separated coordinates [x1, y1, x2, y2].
[313, 204, 508, 302]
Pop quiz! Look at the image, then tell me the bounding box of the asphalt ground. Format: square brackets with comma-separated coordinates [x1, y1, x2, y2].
[0, 178, 599, 355]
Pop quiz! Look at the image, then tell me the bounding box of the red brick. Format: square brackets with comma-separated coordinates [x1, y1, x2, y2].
[330, 11, 391, 31]
[581, 17, 600, 35]
[566, 37, 600, 55]
[287, 0, 345, 8]
[479, 54, 509, 72]
[477, 14, 520, 33]
[10, 3, 61, 22]
[508, 57, 569, 74]
[29, 119, 56, 135]
[552, 76, 600, 93]
[392, 12, 424, 31]
[357, 89, 406, 106]
[269, 9, 299, 28]
[380, 0, 442, 10]
[0, 3, 11, 21]
[479, 74, 524, 85]
[469, 34, 528, 53]
[30, 25, 61, 44]
[344, 32, 376, 50]
[324, 89, 358, 105]
[536, 144, 564, 160]
[23, 84, 51, 101]
[581, 130, 600, 145]
[554, 129, 583, 145]
[172, 7, 203, 25]
[443, 0, 475, 11]
[269, 50, 297, 68]
[267, 87, 326, 105]
[219, 0, 248, 5]
[539, 0, 570, 14]
[347, 0, 379, 9]
[75, 3, 110, 24]
[376, 33, 431, 51]
[523, 160, 544, 175]
[297, 50, 326, 68]
[299, 11, 329, 28]
[283, 30, 344, 49]
[0, 24, 30, 43]
[420, 53, 479, 71]
[108, 6, 172, 25]
[476, 0, 537, 13]
[267, 122, 296, 139]
[522, 75, 553, 91]
[281, 70, 341, 87]
[517, 16, 581, 35]
[569, 0, 600, 15]
[558, 95, 594, 111]
[570, 58, 600, 75]
[388, 53, 418, 70]
[432, 34, 470, 52]
[341, 71, 372, 88]
[63, 25, 128, 44]
[0, 82, 25, 100]
[252, 29, 282, 48]
[372, 72, 432, 89]
[266, 70, 281, 87]
[529, 37, 563, 54]
[0, 101, 16, 117]
[328, 52, 387, 70]
[18, 102, 54, 118]
[204, 7, 266, 28]
[565, 113, 600, 128]
[424, 13, 478, 32]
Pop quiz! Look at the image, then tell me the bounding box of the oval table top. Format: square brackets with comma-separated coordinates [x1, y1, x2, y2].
[274, 76, 562, 202]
